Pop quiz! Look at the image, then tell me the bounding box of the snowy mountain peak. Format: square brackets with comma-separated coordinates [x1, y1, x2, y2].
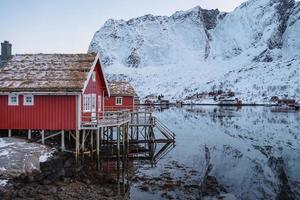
[88, 0, 300, 103]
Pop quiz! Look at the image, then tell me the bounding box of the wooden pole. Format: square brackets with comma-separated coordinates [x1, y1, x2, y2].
[28, 130, 31, 140]
[96, 128, 100, 161]
[121, 125, 125, 169]
[90, 130, 94, 157]
[76, 130, 80, 162]
[61, 130, 65, 151]
[125, 123, 129, 168]
[82, 130, 86, 152]
[99, 127, 102, 157]
[110, 127, 113, 154]
[137, 113, 139, 140]
[117, 126, 120, 169]
[41, 130, 45, 144]
[8, 129, 11, 137]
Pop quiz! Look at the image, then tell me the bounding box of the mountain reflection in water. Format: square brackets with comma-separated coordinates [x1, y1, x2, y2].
[130, 106, 300, 200]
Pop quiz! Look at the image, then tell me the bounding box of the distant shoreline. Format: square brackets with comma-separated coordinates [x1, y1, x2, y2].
[137, 103, 278, 107]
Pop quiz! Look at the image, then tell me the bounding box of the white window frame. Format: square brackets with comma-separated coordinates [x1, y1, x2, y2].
[116, 97, 123, 105]
[83, 94, 91, 112]
[23, 94, 34, 106]
[98, 95, 102, 111]
[8, 94, 19, 106]
[92, 71, 96, 82]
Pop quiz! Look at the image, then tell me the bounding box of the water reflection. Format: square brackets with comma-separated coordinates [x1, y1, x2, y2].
[95, 141, 176, 199]
[130, 106, 300, 200]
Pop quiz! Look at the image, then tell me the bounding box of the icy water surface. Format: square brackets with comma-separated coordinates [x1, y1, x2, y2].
[130, 106, 300, 200]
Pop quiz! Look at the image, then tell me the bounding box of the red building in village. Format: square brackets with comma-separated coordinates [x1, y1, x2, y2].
[0, 41, 135, 132]
[105, 81, 136, 111]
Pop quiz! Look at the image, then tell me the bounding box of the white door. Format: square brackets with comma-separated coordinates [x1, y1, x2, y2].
[98, 95, 102, 111]
[91, 94, 97, 120]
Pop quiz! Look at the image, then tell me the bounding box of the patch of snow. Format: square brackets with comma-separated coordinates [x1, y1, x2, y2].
[39, 151, 53, 163]
[0, 139, 13, 148]
[0, 150, 9, 157]
[0, 138, 53, 175]
[0, 179, 8, 187]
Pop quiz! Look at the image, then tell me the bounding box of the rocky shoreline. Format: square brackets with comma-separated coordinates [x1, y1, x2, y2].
[1, 152, 128, 200]
[0, 151, 232, 200]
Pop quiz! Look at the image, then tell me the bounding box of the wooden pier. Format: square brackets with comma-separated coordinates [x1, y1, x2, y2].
[1, 109, 175, 166]
[75, 110, 175, 165]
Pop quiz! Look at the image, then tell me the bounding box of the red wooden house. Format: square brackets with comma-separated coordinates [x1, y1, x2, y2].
[0, 52, 111, 131]
[0, 41, 139, 135]
[104, 81, 136, 111]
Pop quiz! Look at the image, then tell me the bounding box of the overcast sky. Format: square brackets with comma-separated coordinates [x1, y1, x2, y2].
[0, 0, 247, 54]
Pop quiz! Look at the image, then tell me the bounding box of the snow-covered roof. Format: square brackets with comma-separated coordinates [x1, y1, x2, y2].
[108, 81, 135, 96]
[0, 53, 96, 93]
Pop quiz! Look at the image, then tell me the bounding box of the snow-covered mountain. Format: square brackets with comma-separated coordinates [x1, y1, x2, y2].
[88, 0, 300, 103]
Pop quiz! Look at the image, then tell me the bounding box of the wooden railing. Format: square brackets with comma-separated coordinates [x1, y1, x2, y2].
[81, 109, 130, 128]
[104, 106, 134, 111]
[130, 111, 153, 125]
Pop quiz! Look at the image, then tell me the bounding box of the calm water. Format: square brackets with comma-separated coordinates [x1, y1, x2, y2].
[129, 106, 300, 200]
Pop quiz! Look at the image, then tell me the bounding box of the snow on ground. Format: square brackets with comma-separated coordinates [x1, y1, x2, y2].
[0, 138, 53, 176]
[0, 139, 13, 148]
[39, 151, 53, 163]
[0, 179, 8, 187]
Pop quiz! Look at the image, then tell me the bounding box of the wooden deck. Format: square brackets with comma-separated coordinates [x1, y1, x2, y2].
[67, 108, 175, 162]
[81, 110, 130, 129]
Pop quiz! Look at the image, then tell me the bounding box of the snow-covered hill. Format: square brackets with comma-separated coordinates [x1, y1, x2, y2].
[88, 0, 300, 103]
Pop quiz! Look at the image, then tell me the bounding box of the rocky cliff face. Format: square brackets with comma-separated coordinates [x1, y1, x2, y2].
[89, 0, 300, 102]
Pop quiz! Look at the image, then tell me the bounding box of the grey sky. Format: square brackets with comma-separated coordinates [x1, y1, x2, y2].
[0, 0, 247, 54]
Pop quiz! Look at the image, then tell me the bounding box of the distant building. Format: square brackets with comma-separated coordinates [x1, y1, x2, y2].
[144, 94, 158, 104]
[277, 99, 296, 106]
[104, 81, 136, 111]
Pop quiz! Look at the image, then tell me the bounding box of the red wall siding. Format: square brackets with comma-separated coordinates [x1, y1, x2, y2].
[104, 96, 134, 111]
[0, 95, 77, 130]
[82, 61, 106, 122]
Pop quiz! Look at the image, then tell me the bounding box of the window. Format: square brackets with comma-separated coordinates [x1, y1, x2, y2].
[24, 94, 34, 106]
[8, 94, 18, 106]
[92, 71, 96, 82]
[83, 94, 91, 112]
[98, 95, 102, 111]
[116, 97, 123, 105]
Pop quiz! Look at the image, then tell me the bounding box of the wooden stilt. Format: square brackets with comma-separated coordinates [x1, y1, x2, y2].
[61, 130, 65, 151]
[137, 115, 139, 140]
[110, 127, 113, 154]
[99, 127, 102, 156]
[8, 129, 11, 137]
[28, 130, 31, 140]
[75, 130, 80, 162]
[117, 126, 120, 169]
[124, 124, 129, 168]
[122, 125, 125, 156]
[41, 130, 45, 144]
[90, 130, 94, 157]
[82, 130, 86, 152]
[96, 128, 100, 161]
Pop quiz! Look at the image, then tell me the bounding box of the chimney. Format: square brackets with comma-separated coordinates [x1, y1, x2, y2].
[1, 41, 12, 60]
